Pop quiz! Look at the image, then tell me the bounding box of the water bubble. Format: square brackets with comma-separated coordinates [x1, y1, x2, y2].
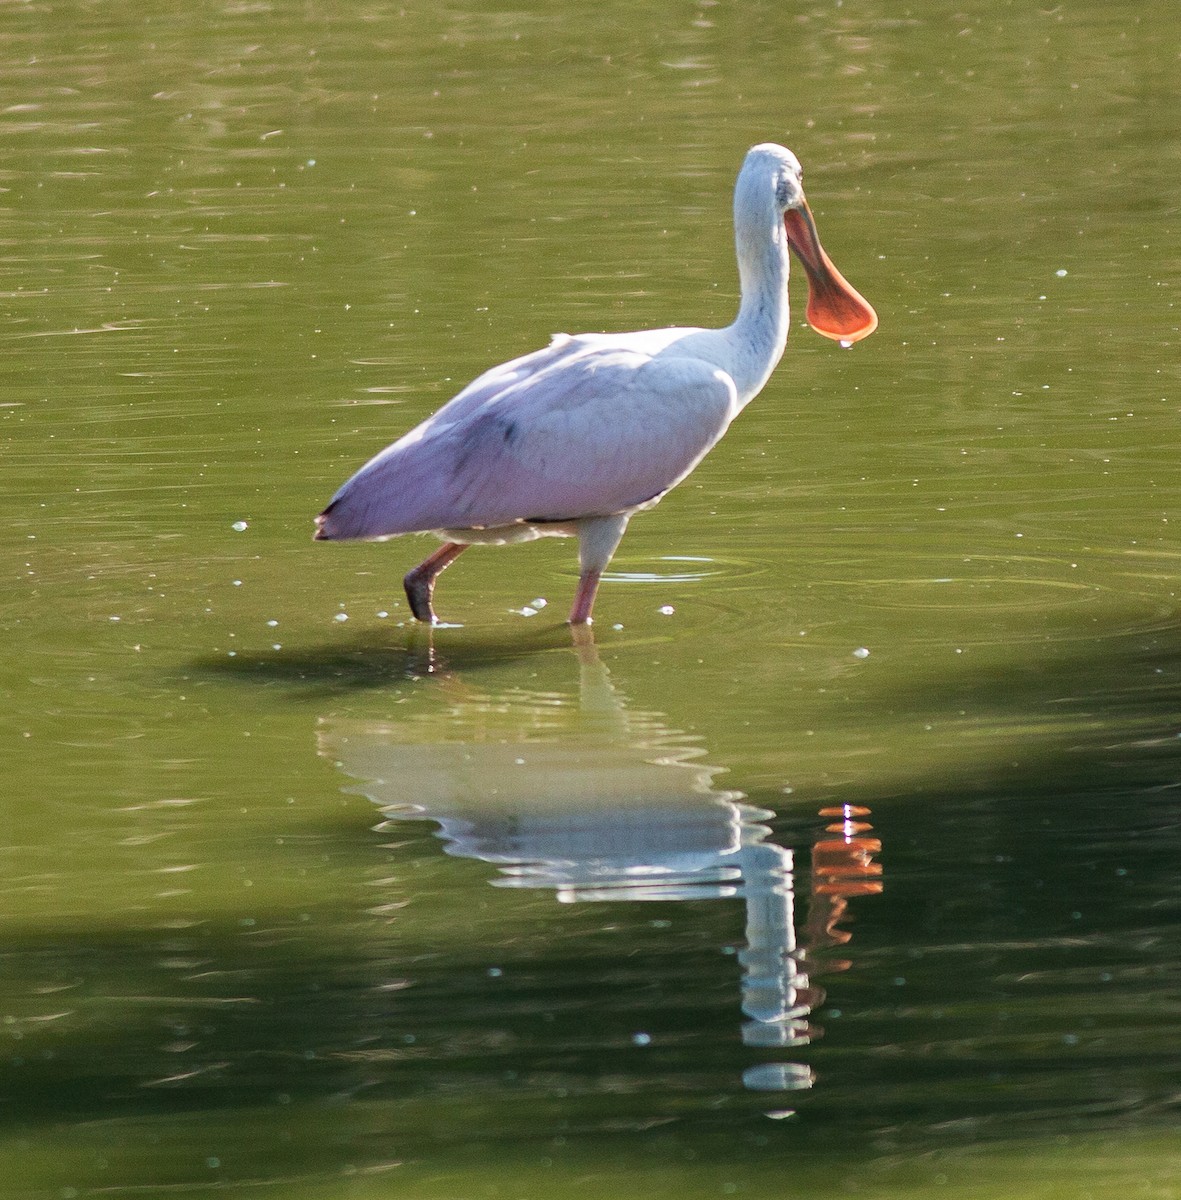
[1055, 268, 1068, 277]
[231, 521, 248, 532]
[631, 1032, 652, 1046]
[852, 647, 870, 659]
[266, 619, 278, 627]
[334, 613, 348, 623]
[658, 604, 675, 615]
[838, 339, 854, 349]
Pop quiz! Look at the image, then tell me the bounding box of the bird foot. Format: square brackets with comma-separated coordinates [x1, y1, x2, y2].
[402, 542, 467, 624]
[403, 569, 438, 624]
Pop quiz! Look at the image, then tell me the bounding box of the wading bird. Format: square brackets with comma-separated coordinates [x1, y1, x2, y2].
[315, 143, 877, 625]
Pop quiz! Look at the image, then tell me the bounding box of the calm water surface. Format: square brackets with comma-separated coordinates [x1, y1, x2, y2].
[3, 1, 1180, 1197]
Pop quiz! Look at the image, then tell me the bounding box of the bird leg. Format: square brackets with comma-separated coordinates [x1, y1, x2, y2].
[568, 568, 603, 626]
[403, 542, 467, 623]
[569, 514, 629, 626]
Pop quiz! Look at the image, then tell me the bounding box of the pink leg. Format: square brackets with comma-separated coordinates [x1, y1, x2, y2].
[403, 542, 467, 623]
[568, 514, 629, 626]
[567, 568, 602, 626]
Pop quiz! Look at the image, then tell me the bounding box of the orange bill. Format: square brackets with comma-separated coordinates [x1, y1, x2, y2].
[784, 200, 878, 344]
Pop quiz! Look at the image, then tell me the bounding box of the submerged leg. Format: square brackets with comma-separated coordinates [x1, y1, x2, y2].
[569, 514, 630, 626]
[403, 541, 468, 623]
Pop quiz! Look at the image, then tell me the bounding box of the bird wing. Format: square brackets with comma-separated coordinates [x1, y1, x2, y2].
[320, 336, 740, 539]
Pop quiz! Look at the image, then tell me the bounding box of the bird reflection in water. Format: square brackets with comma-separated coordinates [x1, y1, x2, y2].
[318, 631, 882, 1093]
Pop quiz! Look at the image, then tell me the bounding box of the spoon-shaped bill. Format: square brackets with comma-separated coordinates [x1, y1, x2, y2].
[784, 201, 877, 344]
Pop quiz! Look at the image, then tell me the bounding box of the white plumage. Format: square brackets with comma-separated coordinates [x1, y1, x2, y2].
[316, 144, 876, 625]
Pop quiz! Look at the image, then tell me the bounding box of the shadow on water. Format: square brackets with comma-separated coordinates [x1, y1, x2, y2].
[4, 632, 883, 1148]
[777, 615, 1181, 1143]
[5, 617, 1181, 1190]
[865, 617, 1181, 738]
[842, 614, 1181, 805]
[186, 623, 582, 693]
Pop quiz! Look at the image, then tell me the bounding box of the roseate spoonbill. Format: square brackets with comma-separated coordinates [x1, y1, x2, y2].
[315, 143, 876, 625]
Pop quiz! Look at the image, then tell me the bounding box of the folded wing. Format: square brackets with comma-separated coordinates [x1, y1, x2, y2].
[317, 336, 740, 540]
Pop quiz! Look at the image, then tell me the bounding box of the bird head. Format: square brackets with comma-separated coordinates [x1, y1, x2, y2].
[748, 143, 878, 345]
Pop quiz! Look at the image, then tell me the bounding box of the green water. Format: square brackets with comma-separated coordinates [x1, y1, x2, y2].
[4, 1, 1180, 1196]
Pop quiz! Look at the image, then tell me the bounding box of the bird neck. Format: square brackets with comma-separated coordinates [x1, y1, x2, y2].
[725, 203, 791, 405]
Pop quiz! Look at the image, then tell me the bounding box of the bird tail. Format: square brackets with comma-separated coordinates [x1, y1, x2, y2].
[313, 499, 345, 541]
[314, 435, 465, 541]
[313, 474, 416, 541]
